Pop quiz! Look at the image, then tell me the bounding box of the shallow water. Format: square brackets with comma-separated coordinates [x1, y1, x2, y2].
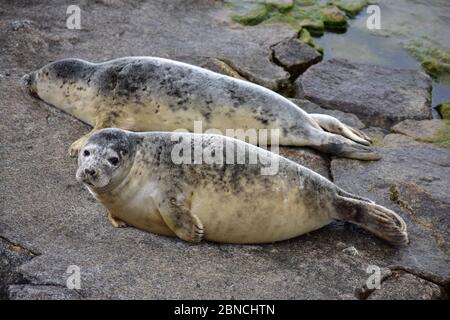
[314, 0, 450, 113]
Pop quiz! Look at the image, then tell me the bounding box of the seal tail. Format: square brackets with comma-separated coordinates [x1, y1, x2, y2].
[331, 194, 408, 245]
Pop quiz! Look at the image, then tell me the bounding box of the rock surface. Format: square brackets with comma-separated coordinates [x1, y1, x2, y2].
[272, 37, 322, 79]
[290, 98, 365, 129]
[331, 134, 450, 281]
[391, 119, 446, 142]
[366, 271, 443, 300]
[0, 0, 449, 300]
[295, 59, 432, 128]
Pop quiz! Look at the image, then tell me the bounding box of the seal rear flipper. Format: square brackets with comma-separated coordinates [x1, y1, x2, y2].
[332, 195, 408, 245]
[337, 189, 375, 204]
[309, 114, 372, 146]
[312, 132, 381, 161]
[156, 191, 204, 243]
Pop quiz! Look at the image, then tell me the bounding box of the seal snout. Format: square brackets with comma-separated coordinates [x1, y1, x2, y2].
[21, 72, 38, 98]
[76, 166, 100, 186]
[84, 168, 98, 177]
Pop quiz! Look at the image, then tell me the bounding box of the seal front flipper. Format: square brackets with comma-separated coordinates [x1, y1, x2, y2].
[108, 212, 128, 228]
[309, 114, 372, 146]
[156, 190, 204, 243]
[331, 195, 408, 245]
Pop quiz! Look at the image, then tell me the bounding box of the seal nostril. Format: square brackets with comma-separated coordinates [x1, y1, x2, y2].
[85, 169, 96, 176]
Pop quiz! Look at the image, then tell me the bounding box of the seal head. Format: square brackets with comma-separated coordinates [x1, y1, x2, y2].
[76, 128, 134, 191]
[22, 58, 95, 108]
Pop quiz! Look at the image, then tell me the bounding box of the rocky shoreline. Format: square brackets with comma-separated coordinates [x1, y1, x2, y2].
[0, 0, 448, 299]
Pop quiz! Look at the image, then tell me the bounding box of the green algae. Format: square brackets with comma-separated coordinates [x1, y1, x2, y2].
[298, 28, 323, 54]
[430, 121, 450, 148]
[231, 3, 271, 26]
[404, 39, 450, 80]
[320, 5, 348, 29]
[228, 0, 366, 36]
[437, 102, 450, 120]
[327, 0, 368, 16]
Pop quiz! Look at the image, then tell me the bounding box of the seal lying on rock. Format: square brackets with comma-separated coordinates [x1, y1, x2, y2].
[76, 128, 408, 245]
[23, 57, 377, 160]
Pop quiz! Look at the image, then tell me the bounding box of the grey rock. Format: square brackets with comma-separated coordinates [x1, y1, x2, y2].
[290, 98, 365, 129]
[1, 0, 296, 92]
[8, 285, 82, 300]
[0, 238, 34, 299]
[331, 134, 450, 280]
[272, 37, 322, 79]
[366, 271, 443, 300]
[391, 119, 446, 142]
[361, 127, 389, 146]
[295, 59, 432, 128]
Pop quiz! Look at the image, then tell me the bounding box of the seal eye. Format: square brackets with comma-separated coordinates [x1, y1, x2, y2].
[108, 157, 119, 166]
[83, 150, 90, 157]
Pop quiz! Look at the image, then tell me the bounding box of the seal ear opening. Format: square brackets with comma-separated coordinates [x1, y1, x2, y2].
[332, 195, 408, 245]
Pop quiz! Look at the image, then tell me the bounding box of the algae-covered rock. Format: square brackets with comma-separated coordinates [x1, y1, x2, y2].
[437, 102, 450, 120]
[404, 39, 450, 80]
[298, 28, 324, 54]
[229, 0, 366, 36]
[320, 5, 348, 30]
[231, 3, 270, 26]
[328, 0, 368, 16]
[391, 119, 450, 148]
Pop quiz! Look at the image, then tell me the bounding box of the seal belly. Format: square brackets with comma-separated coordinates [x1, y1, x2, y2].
[190, 184, 332, 244]
[97, 180, 175, 237]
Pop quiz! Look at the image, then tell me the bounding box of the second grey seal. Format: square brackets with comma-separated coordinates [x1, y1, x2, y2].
[23, 57, 377, 159]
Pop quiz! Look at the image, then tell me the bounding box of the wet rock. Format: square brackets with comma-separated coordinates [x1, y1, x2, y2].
[366, 271, 443, 300]
[391, 119, 446, 142]
[295, 59, 432, 128]
[272, 37, 322, 78]
[290, 98, 365, 129]
[279, 147, 330, 179]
